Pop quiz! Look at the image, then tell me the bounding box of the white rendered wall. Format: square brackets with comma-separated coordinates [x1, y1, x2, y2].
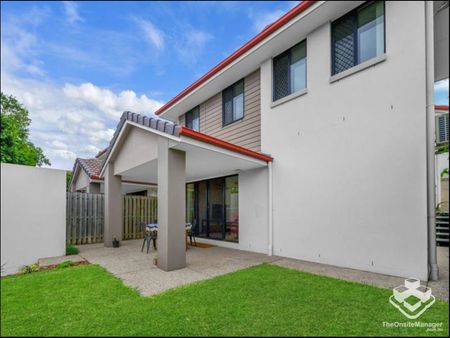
[1, 164, 66, 275]
[260, 2, 428, 279]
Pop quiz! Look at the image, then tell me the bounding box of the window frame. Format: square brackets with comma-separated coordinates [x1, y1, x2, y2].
[331, 0, 386, 76]
[272, 39, 307, 102]
[222, 79, 245, 127]
[185, 106, 200, 131]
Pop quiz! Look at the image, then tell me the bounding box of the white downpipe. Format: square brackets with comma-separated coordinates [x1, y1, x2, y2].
[268, 161, 273, 256]
[425, 1, 439, 281]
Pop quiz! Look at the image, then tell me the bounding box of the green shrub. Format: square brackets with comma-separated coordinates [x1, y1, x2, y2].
[56, 261, 74, 269]
[21, 263, 39, 274]
[65, 244, 79, 255]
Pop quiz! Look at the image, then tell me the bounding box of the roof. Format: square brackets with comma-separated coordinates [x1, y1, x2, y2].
[95, 147, 109, 158]
[435, 105, 449, 111]
[100, 111, 272, 175]
[154, 0, 316, 116]
[73, 158, 102, 180]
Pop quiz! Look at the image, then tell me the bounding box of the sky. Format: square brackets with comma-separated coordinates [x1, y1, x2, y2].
[1, 1, 449, 170]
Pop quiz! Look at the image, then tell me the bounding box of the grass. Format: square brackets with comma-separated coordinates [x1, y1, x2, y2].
[65, 244, 79, 255]
[1, 264, 448, 337]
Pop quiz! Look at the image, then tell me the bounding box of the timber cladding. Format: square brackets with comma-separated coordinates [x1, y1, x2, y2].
[179, 69, 261, 151]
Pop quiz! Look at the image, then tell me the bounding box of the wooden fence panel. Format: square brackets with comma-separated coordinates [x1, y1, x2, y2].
[66, 192, 157, 244]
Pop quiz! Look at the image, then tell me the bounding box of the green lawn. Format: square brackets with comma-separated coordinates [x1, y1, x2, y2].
[1, 264, 448, 336]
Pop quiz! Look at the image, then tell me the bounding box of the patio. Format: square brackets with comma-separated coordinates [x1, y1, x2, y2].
[78, 239, 278, 296]
[76, 239, 449, 300]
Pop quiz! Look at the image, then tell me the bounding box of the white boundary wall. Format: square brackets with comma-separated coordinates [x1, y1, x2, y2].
[1, 163, 66, 275]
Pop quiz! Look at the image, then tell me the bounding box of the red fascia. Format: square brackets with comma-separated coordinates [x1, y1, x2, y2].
[435, 105, 449, 111]
[179, 127, 273, 162]
[154, 0, 317, 116]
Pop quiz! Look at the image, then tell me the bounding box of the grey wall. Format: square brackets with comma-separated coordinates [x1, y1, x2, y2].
[1, 164, 66, 275]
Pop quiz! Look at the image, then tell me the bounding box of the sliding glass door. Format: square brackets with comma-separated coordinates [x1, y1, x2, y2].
[186, 175, 239, 243]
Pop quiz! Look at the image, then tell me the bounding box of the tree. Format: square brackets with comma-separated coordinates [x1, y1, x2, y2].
[0, 92, 50, 166]
[66, 171, 73, 192]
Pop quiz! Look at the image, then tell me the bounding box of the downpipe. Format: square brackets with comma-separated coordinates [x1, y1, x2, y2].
[425, 1, 439, 281]
[268, 161, 273, 256]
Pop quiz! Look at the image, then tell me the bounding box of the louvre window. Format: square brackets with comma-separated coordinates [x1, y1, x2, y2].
[332, 1, 385, 75]
[437, 114, 449, 144]
[223, 79, 244, 126]
[273, 40, 306, 101]
[186, 106, 200, 131]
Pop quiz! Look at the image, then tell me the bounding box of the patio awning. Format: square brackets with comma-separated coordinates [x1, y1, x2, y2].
[99, 111, 272, 182]
[101, 111, 273, 272]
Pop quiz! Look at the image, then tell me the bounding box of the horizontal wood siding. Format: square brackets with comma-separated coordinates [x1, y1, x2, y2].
[179, 69, 261, 151]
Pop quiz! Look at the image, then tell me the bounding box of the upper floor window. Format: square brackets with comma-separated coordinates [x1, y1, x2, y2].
[437, 114, 449, 144]
[332, 1, 385, 75]
[273, 40, 306, 101]
[223, 79, 244, 126]
[186, 106, 200, 131]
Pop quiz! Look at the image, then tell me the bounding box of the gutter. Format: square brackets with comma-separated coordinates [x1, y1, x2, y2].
[425, 1, 439, 281]
[154, 0, 317, 116]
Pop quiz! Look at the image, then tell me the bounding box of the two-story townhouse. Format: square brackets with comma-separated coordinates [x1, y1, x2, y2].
[94, 1, 448, 278]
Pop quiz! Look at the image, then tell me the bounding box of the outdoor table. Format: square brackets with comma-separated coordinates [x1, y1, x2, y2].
[146, 224, 193, 250]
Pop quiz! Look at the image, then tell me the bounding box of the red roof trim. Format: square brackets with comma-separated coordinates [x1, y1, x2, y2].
[435, 105, 449, 111]
[154, 1, 317, 116]
[179, 127, 273, 162]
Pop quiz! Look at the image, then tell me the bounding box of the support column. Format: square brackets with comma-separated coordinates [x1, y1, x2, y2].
[157, 137, 186, 271]
[88, 182, 101, 194]
[104, 163, 122, 247]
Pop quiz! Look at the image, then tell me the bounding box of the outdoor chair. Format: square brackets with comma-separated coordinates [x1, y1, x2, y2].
[186, 222, 197, 246]
[141, 223, 157, 253]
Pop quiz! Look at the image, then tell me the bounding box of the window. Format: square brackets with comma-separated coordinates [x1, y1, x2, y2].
[185, 106, 200, 131]
[436, 114, 449, 144]
[223, 80, 244, 126]
[332, 1, 385, 75]
[273, 40, 307, 101]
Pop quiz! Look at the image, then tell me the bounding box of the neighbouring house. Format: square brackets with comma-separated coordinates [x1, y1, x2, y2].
[70, 148, 156, 196]
[435, 105, 449, 212]
[73, 1, 449, 280]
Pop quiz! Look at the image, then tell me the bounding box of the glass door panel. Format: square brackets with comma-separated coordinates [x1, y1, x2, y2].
[225, 176, 239, 242]
[208, 178, 225, 240]
[197, 181, 208, 238]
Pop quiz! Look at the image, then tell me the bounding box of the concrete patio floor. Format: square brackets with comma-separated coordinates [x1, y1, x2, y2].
[78, 239, 278, 296]
[78, 240, 449, 300]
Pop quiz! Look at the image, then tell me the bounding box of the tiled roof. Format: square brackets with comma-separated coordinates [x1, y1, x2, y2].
[95, 147, 109, 158]
[100, 111, 181, 172]
[100, 111, 272, 174]
[73, 158, 103, 180]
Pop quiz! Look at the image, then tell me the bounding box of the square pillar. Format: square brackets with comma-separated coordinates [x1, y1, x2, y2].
[88, 182, 101, 194]
[157, 137, 186, 271]
[104, 163, 122, 247]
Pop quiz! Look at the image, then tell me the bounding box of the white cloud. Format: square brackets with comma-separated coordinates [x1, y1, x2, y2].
[435, 79, 449, 92]
[1, 72, 163, 170]
[251, 9, 286, 32]
[175, 29, 213, 65]
[134, 18, 165, 51]
[248, 2, 298, 32]
[63, 1, 83, 25]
